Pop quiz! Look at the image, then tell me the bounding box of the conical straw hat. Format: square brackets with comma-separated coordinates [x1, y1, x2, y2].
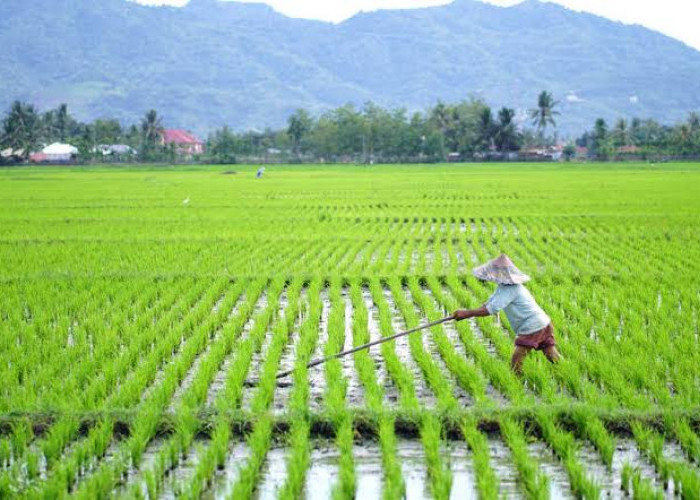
[472, 254, 531, 285]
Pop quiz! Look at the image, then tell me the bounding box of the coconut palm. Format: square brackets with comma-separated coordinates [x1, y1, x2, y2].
[1, 101, 40, 160]
[529, 91, 559, 138]
[495, 107, 519, 152]
[140, 109, 164, 160]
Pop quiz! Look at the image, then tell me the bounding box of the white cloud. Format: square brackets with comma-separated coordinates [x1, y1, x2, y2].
[131, 0, 700, 51]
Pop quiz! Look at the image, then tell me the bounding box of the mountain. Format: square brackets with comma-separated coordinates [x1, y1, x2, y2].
[2, 0, 700, 135]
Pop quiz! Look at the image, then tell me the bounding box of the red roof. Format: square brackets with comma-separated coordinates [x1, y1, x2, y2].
[162, 129, 203, 145]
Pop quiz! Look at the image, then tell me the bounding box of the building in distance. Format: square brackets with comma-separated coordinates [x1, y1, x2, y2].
[161, 130, 204, 157]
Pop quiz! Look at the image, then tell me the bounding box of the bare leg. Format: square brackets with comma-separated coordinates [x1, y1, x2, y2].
[543, 345, 561, 364]
[511, 345, 532, 376]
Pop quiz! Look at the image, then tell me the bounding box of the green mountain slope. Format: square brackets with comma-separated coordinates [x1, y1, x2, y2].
[2, 0, 699, 134]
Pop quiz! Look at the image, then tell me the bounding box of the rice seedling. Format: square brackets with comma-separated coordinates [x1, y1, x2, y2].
[1, 163, 699, 498]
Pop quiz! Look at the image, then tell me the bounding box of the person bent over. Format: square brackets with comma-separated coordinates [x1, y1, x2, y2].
[453, 254, 560, 376]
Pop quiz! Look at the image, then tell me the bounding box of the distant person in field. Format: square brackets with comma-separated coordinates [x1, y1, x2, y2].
[256, 166, 265, 178]
[453, 254, 560, 376]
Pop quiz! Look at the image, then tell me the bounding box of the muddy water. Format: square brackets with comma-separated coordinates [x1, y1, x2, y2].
[119, 437, 167, 496]
[204, 441, 251, 500]
[242, 290, 289, 411]
[576, 442, 610, 495]
[487, 436, 520, 498]
[205, 291, 267, 407]
[304, 442, 339, 499]
[308, 289, 330, 412]
[528, 441, 574, 499]
[403, 287, 473, 407]
[362, 288, 398, 408]
[160, 442, 203, 499]
[396, 440, 429, 499]
[252, 447, 288, 500]
[607, 438, 686, 499]
[354, 442, 384, 498]
[342, 291, 365, 408]
[383, 288, 437, 408]
[446, 441, 478, 499]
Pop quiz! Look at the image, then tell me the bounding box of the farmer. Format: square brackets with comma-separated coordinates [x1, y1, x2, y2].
[256, 166, 265, 179]
[453, 254, 560, 376]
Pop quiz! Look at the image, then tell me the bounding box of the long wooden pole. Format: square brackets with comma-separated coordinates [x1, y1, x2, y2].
[274, 315, 455, 380]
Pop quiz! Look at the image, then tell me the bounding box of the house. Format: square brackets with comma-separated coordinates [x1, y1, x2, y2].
[96, 144, 137, 158]
[1, 148, 25, 163]
[41, 143, 78, 163]
[161, 130, 204, 156]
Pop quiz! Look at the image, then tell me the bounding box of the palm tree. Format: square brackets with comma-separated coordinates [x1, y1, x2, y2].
[140, 109, 164, 160]
[495, 107, 519, 152]
[1, 101, 40, 160]
[529, 91, 559, 144]
[475, 106, 496, 153]
[612, 118, 628, 148]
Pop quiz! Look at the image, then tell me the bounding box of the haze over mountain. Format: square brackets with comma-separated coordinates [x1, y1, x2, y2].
[2, 0, 699, 136]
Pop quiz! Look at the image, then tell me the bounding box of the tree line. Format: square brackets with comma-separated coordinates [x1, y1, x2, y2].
[1, 92, 698, 165]
[574, 114, 700, 160]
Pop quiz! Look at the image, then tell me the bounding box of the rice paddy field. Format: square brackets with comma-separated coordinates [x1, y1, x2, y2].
[1, 162, 700, 499]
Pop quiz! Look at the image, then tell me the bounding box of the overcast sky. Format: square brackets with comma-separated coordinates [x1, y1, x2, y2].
[133, 0, 700, 52]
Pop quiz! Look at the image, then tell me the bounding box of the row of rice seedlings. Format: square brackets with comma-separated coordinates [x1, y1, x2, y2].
[621, 462, 665, 499]
[499, 418, 549, 499]
[277, 279, 323, 500]
[535, 411, 601, 498]
[7, 278, 148, 411]
[367, 278, 421, 411]
[335, 239, 373, 276]
[527, 232, 680, 403]
[386, 278, 456, 411]
[348, 280, 405, 499]
[133, 280, 265, 496]
[219, 279, 287, 410]
[407, 277, 488, 403]
[0, 278, 168, 476]
[670, 419, 700, 464]
[520, 220, 685, 408]
[228, 279, 305, 499]
[287, 239, 341, 277]
[31, 278, 232, 498]
[632, 423, 700, 498]
[385, 279, 457, 499]
[326, 280, 356, 499]
[459, 417, 500, 499]
[174, 280, 310, 499]
[169, 279, 251, 410]
[134, 278, 279, 499]
[0, 276, 128, 408]
[404, 277, 504, 500]
[0, 277, 205, 495]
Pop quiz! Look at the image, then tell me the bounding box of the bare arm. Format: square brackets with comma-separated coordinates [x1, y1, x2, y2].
[453, 305, 490, 321]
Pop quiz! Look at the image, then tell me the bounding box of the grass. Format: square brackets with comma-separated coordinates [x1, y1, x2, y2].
[1, 162, 700, 498]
